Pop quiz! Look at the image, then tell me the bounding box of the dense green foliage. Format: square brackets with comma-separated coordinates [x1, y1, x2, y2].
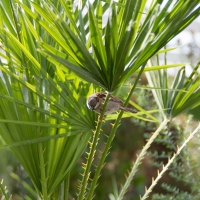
[0, 0, 199, 199]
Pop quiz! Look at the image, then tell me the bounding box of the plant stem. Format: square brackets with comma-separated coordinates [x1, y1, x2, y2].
[87, 111, 124, 200]
[87, 65, 146, 200]
[77, 93, 111, 200]
[117, 118, 169, 200]
[38, 142, 48, 200]
[64, 175, 70, 200]
[141, 123, 200, 200]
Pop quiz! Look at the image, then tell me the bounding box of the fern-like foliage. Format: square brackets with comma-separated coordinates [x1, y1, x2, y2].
[145, 118, 200, 200]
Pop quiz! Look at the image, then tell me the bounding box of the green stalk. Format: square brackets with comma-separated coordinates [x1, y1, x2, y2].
[52, 188, 58, 200]
[59, 174, 70, 200]
[38, 142, 48, 200]
[77, 93, 112, 200]
[64, 175, 70, 200]
[87, 65, 146, 200]
[87, 111, 124, 200]
[117, 118, 169, 200]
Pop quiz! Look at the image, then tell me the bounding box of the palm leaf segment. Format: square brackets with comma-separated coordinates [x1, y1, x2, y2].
[0, 0, 97, 196]
[19, 0, 200, 92]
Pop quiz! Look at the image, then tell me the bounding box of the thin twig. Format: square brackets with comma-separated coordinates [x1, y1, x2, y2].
[117, 118, 169, 200]
[141, 123, 200, 200]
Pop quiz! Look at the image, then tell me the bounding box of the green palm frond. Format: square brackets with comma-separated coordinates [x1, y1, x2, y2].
[0, 0, 200, 199]
[0, 59, 94, 196]
[146, 60, 200, 118]
[0, 1, 98, 197]
[16, 0, 200, 92]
